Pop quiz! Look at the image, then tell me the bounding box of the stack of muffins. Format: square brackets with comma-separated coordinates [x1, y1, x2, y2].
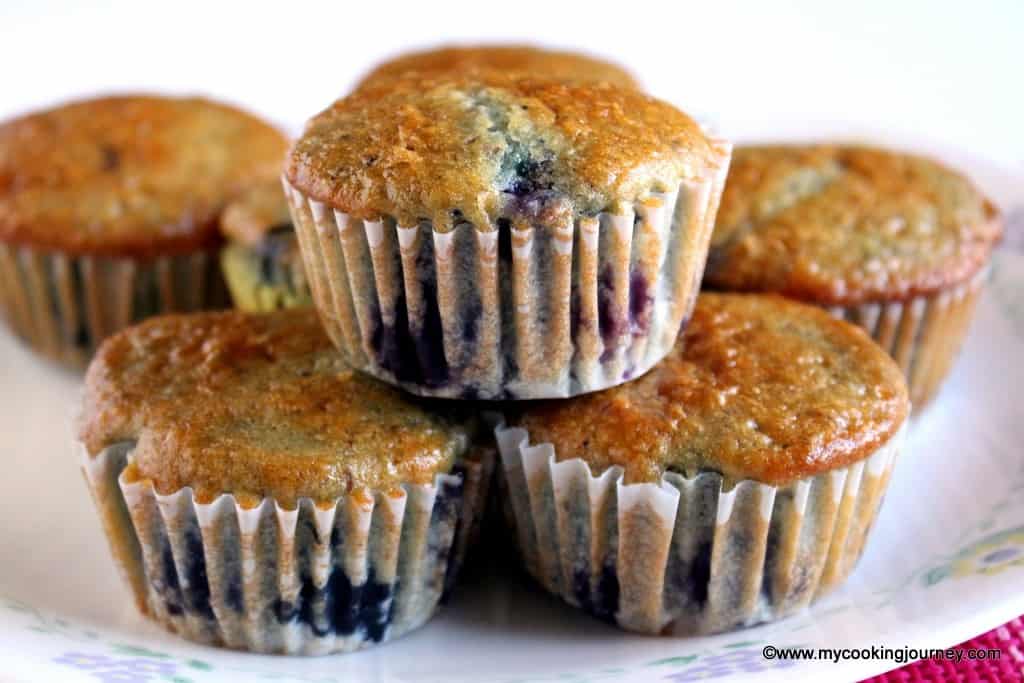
[0, 44, 1003, 654]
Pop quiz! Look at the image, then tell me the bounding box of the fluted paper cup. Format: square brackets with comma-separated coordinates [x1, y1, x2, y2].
[494, 422, 905, 635]
[827, 268, 987, 411]
[0, 244, 226, 369]
[283, 135, 731, 400]
[79, 441, 493, 655]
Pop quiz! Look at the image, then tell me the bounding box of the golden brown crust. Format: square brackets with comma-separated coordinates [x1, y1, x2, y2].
[79, 309, 467, 505]
[0, 95, 289, 257]
[356, 44, 640, 90]
[286, 72, 719, 228]
[517, 293, 908, 486]
[705, 145, 1004, 304]
[219, 178, 294, 245]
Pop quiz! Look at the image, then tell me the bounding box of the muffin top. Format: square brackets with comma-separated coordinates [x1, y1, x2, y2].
[0, 95, 289, 257]
[356, 44, 639, 90]
[705, 145, 1003, 304]
[220, 178, 294, 246]
[79, 309, 470, 505]
[516, 293, 908, 486]
[285, 72, 723, 229]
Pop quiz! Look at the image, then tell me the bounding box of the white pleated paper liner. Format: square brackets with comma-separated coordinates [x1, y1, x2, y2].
[0, 243, 227, 369]
[282, 135, 731, 400]
[79, 441, 494, 655]
[494, 422, 906, 635]
[826, 267, 988, 412]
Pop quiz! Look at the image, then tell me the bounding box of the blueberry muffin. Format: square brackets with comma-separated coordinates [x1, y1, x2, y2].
[496, 292, 909, 635]
[78, 309, 492, 654]
[704, 145, 1003, 410]
[284, 71, 731, 399]
[219, 178, 311, 311]
[0, 95, 289, 368]
[356, 44, 639, 90]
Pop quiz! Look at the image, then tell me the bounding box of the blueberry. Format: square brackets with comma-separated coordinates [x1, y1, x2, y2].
[571, 565, 620, 624]
[598, 266, 625, 360]
[287, 567, 394, 642]
[181, 526, 215, 620]
[158, 539, 184, 617]
[628, 269, 651, 333]
[370, 288, 449, 389]
[99, 144, 120, 171]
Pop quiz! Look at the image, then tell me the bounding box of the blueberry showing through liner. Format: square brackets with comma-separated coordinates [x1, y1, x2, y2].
[689, 540, 713, 607]
[158, 538, 185, 617]
[628, 269, 651, 334]
[461, 299, 482, 344]
[181, 525, 216, 620]
[286, 567, 395, 642]
[571, 565, 620, 624]
[597, 265, 625, 362]
[370, 287, 450, 389]
[274, 598, 297, 623]
[224, 576, 244, 614]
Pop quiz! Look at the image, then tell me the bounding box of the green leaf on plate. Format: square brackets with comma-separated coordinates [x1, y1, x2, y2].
[648, 655, 698, 666]
[924, 566, 951, 586]
[724, 640, 762, 648]
[187, 660, 212, 670]
[111, 644, 169, 658]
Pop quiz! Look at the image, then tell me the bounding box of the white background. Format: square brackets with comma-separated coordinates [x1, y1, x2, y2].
[1, 4, 1023, 681]
[2, 0, 1022, 176]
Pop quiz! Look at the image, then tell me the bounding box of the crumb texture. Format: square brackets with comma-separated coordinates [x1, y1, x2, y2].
[356, 44, 639, 90]
[286, 72, 718, 229]
[705, 145, 1003, 303]
[80, 309, 467, 504]
[220, 177, 294, 245]
[0, 95, 289, 256]
[517, 293, 909, 485]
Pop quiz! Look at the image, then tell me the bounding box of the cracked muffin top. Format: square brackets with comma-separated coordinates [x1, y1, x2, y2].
[705, 145, 1003, 304]
[516, 293, 908, 486]
[220, 177, 294, 246]
[356, 44, 639, 90]
[285, 72, 724, 229]
[79, 309, 471, 505]
[0, 95, 289, 257]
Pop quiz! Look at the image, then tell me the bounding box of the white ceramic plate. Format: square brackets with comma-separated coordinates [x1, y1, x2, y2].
[1, 148, 1022, 683]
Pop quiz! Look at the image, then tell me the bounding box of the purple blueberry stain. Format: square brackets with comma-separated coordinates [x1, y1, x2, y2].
[370, 289, 450, 389]
[598, 265, 625, 359]
[571, 564, 620, 625]
[280, 565, 394, 643]
[460, 299, 482, 345]
[505, 157, 554, 198]
[628, 268, 652, 335]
